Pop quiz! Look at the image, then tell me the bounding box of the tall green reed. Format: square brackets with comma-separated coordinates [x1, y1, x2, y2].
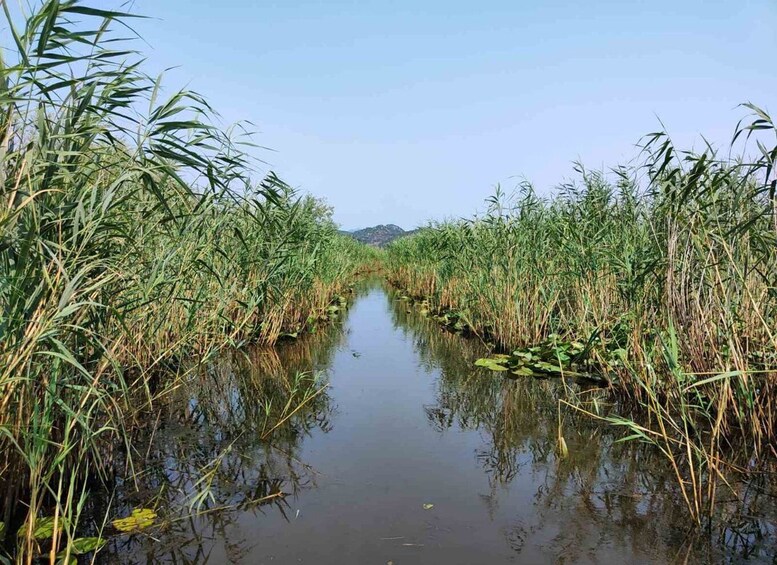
[0, 1, 370, 560]
[385, 105, 777, 524]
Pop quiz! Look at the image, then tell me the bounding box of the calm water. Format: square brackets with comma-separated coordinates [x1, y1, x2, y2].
[101, 283, 776, 564]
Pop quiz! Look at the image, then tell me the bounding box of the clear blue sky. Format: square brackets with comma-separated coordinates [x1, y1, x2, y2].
[131, 0, 776, 229]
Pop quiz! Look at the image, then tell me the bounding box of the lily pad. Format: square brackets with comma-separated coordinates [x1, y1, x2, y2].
[512, 351, 534, 361]
[70, 537, 106, 554]
[475, 358, 509, 372]
[32, 517, 58, 540]
[112, 508, 157, 533]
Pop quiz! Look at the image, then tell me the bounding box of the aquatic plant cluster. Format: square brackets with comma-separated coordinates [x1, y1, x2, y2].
[0, 1, 375, 560]
[385, 108, 777, 522]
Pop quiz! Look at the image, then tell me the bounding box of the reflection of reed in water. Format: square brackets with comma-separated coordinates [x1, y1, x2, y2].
[386, 288, 777, 563]
[96, 321, 346, 563]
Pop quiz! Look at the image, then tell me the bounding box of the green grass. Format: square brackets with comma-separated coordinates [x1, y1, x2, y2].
[386, 106, 777, 523]
[0, 1, 374, 560]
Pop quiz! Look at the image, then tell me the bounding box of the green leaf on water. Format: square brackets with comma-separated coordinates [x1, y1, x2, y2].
[475, 357, 509, 371]
[422, 503, 434, 510]
[475, 358, 509, 372]
[70, 537, 106, 554]
[112, 508, 157, 533]
[512, 350, 533, 361]
[32, 517, 56, 540]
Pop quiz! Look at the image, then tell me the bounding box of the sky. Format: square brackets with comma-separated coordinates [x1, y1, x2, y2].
[129, 0, 776, 229]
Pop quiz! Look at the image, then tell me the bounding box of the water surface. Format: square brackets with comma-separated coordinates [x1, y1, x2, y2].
[102, 283, 775, 563]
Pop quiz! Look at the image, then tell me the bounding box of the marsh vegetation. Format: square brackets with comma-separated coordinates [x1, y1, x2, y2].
[386, 108, 777, 527]
[1, 1, 776, 562]
[0, 2, 373, 561]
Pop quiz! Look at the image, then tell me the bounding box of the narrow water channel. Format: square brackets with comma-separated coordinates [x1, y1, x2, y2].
[102, 283, 775, 563]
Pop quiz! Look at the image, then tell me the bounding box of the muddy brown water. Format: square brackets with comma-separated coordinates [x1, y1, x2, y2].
[99, 283, 776, 564]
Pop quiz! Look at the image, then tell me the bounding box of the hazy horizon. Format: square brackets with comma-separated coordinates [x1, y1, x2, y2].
[132, 0, 777, 229]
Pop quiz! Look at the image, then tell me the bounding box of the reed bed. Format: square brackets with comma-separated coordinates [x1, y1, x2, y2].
[0, 1, 372, 560]
[385, 107, 777, 524]
[389, 291, 776, 561]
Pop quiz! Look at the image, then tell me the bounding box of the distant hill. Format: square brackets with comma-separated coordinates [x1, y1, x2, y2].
[344, 224, 416, 247]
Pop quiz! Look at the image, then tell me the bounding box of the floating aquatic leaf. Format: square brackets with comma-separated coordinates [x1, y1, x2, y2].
[536, 361, 562, 373]
[70, 537, 106, 554]
[475, 357, 510, 372]
[32, 517, 57, 540]
[422, 503, 434, 510]
[112, 508, 157, 533]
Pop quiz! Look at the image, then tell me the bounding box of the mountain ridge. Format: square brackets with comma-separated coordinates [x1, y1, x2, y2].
[343, 224, 416, 247]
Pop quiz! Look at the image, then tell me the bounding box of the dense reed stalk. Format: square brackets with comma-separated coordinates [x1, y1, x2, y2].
[386, 107, 777, 522]
[0, 1, 372, 560]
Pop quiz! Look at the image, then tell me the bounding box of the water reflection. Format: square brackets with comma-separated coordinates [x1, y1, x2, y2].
[93, 284, 776, 563]
[387, 287, 777, 563]
[97, 317, 346, 563]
